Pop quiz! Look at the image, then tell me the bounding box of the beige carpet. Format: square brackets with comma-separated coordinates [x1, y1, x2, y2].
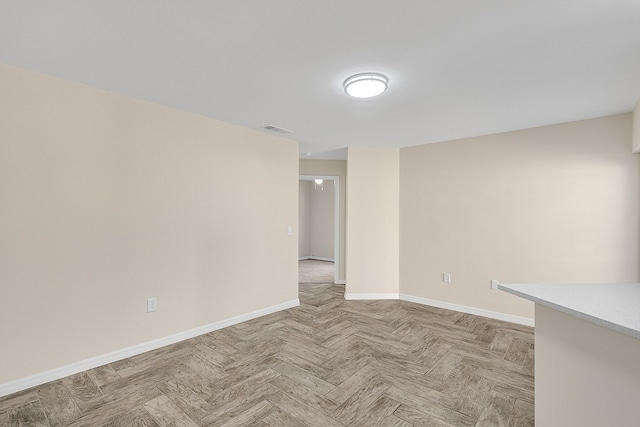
[298, 259, 334, 284]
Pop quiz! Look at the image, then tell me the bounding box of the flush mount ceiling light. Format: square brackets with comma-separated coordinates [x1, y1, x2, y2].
[344, 73, 388, 98]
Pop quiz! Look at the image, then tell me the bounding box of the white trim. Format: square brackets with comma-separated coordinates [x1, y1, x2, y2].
[335, 280, 346, 285]
[332, 176, 340, 285]
[298, 256, 335, 262]
[400, 294, 534, 327]
[0, 299, 299, 398]
[345, 293, 400, 300]
[311, 256, 335, 262]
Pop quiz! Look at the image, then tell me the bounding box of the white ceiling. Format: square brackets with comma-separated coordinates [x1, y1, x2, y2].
[1, 1, 639, 159]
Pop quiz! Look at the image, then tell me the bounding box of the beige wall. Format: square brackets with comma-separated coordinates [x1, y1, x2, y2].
[346, 147, 400, 296]
[400, 114, 640, 319]
[299, 160, 346, 281]
[633, 98, 640, 152]
[536, 304, 640, 426]
[298, 181, 312, 257]
[0, 63, 299, 385]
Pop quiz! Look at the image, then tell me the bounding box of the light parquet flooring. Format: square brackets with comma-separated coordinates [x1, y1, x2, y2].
[1, 284, 534, 426]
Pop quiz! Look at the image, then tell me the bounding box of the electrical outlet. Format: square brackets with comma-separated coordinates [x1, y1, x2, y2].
[491, 280, 499, 290]
[147, 297, 157, 312]
[443, 273, 451, 283]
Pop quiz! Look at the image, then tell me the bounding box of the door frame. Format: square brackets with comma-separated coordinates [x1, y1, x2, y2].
[299, 175, 340, 284]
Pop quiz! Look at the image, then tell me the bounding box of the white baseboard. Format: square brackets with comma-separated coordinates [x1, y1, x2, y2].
[335, 279, 346, 285]
[400, 294, 534, 327]
[345, 293, 400, 300]
[298, 256, 334, 262]
[311, 256, 334, 262]
[0, 299, 299, 398]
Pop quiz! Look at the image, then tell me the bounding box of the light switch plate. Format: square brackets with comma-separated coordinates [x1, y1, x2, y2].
[147, 297, 157, 312]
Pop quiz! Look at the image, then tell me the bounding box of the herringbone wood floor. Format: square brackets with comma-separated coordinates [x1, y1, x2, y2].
[1, 284, 534, 426]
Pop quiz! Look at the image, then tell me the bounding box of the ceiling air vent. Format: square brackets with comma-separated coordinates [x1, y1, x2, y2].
[263, 125, 293, 135]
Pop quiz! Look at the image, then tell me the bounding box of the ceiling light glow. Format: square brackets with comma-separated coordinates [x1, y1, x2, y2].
[344, 73, 388, 98]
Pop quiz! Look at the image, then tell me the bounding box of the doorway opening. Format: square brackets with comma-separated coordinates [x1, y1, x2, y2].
[298, 175, 340, 285]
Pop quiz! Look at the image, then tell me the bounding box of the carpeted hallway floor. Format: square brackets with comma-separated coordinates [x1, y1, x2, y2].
[298, 259, 334, 284]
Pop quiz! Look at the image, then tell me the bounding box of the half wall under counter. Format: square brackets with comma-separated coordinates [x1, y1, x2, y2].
[499, 283, 640, 427]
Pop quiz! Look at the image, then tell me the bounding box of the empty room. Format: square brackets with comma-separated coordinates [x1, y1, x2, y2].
[1, 2, 640, 426]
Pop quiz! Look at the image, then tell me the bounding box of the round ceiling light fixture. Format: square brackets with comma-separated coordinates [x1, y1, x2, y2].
[343, 73, 388, 98]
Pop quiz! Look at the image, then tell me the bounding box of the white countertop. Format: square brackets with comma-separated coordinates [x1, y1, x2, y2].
[498, 283, 640, 340]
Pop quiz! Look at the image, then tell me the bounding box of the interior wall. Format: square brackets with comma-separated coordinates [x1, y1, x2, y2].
[298, 181, 312, 257]
[0, 63, 299, 385]
[299, 160, 346, 281]
[309, 180, 335, 259]
[346, 147, 400, 297]
[400, 114, 640, 320]
[633, 98, 640, 152]
[535, 304, 640, 426]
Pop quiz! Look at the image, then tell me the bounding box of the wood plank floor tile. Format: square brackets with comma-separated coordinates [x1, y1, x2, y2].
[504, 338, 531, 366]
[206, 370, 279, 410]
[115, 348, 193, 380]
[109, 358, 135, 372]
[488, 330, 515, 353]
[7, 400, 49, 427]
[217, 400, 274, 427]
[332, 379, 389, 425]
[492, 383, 535, 405]
[508, 399, 535, 427]
[275, 362, 334, 393]
[213, 357, 280, 391]
[180, 354, 228, 382]
[101, 406, 160, 427]
[269, 375, 338, 414]
[143, 394, 199, 427]
[66, 386, 164, 426]
[37, 381, 82, 426]
[426, 350, 463, 381]
[200, 384, 279, 427]
[195, 336, 239, 358]
[475, 390, 516, 427]
[169, 364, 222, 401]
[347, 395, 406, 427]
[0, 283, 535, 426]
[324, 364, 377, 405]
[384, 386, 474, 426]
[266, 392, 343, 427]
[260, 407, 310, 427]
[453, 373, 493, 418]
[392, 404, 457, 427]
[0, 391, 39, 412]
[86, 364, 121, 388]
[61, 372, 102, 404]
[156, 378, 215, 422]
[522, 346, 535, 377]
[192, 344, 235, 370]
